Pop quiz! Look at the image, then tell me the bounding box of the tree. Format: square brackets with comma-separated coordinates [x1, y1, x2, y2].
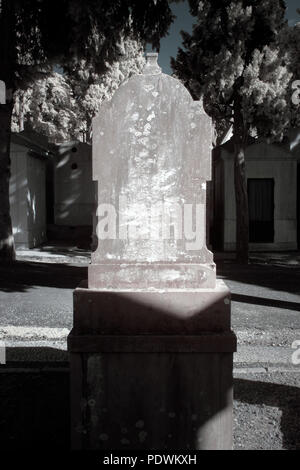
[66, 36, 146, 143]
[12, 36, 146, 143]
[0, 0, 174, 261]
[12, 71, 77, 142]
[282, 15, 300, 126]
[171, 0, 292, 263]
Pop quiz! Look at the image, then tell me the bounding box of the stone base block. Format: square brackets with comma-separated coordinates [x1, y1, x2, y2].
[68, 334, 235, 450]
[69, 282, 236, 450]
[73, 279, 231, 334]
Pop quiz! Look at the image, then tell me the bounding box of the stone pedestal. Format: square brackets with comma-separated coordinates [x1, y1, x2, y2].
[69, 337, 235, 450]
[69, 280, 236, 450]
[68, 53, 236, 450]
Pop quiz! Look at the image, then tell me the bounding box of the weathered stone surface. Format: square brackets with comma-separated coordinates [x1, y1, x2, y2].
[69, 351, 234, 450]
[69, 53, 234, 451]
[73, 279, 231, 335]
[89, 262, 216, 290]
[89, 53, 214, 289]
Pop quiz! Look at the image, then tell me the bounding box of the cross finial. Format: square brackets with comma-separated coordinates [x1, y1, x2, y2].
[143, 52, 162, 75]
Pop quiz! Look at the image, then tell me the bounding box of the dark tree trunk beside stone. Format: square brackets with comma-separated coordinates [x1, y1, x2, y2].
[0, 102, 15, 261]
[233, 96, 249, 264]
[0, 0, 17, 262]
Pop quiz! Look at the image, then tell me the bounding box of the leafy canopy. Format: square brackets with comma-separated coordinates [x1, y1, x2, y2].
[12, 37, 145, 143]
[0, 0, 174, 88]
[171, 0, 297, 141]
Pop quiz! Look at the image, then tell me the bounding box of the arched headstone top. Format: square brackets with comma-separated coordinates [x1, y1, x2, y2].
[90, 52, 215, 290]
[95, 53, 205, 123]
[93, 52, 211, 179]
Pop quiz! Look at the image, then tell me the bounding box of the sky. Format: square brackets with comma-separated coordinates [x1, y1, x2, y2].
[150, 0, 300, 75]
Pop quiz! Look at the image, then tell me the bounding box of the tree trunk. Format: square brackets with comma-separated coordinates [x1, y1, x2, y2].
[0, 101, 15, 261]
[233, 97, 249, 264]
[0, 0, 17, 262]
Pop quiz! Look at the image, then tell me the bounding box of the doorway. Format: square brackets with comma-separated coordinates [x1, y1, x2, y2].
[248, 178, 274, 243]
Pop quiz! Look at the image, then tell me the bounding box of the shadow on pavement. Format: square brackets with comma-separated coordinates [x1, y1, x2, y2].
[0, 261, 87, 293]
[0, 359, 70, 450]
[235, 378, 300, 450]
[2, 259, 300, 298]
[231, 293, 300, 312]
[0, 352, 299, 450]
[218, 261, 300, 296]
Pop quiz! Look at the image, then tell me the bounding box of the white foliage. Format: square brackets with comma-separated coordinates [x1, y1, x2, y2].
[12, 37, 145, 143]
[241, 45, 292, 139]
[173, 0, 296, 141]
[280, 21, 300, 127]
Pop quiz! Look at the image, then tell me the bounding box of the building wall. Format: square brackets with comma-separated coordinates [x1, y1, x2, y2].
[222, 142, 297, 251]
[54, 142, 94, 226]
[9, 143, 47, 248]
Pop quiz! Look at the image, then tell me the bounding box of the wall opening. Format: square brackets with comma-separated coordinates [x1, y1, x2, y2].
[247, 178, 274, 243]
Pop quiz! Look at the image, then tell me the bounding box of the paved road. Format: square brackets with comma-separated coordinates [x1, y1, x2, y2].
[0, 260, 86, 329]
[1, 256, 300, 365]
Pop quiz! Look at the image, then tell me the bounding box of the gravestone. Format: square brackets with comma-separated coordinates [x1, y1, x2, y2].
[68, 53, 236, 450]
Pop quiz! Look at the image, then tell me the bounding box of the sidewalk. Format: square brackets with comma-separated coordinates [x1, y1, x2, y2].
[16, 242, 91, 265]
[16, 244, 300, 266]
[215, 250, 300, 266]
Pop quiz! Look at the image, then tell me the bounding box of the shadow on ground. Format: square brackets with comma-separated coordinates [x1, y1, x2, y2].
[0, 360, 70, 450]
[231, 293, 300, 312]
[1, 259, 300, 298]
[218, 261, 300, 297]
[0, 354, 299, 450]
[0, 261, 87, 293]
[234, 378, 300, 450]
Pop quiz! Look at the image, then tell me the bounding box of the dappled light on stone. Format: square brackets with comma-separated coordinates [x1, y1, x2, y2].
[68, 52, 236, 451]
